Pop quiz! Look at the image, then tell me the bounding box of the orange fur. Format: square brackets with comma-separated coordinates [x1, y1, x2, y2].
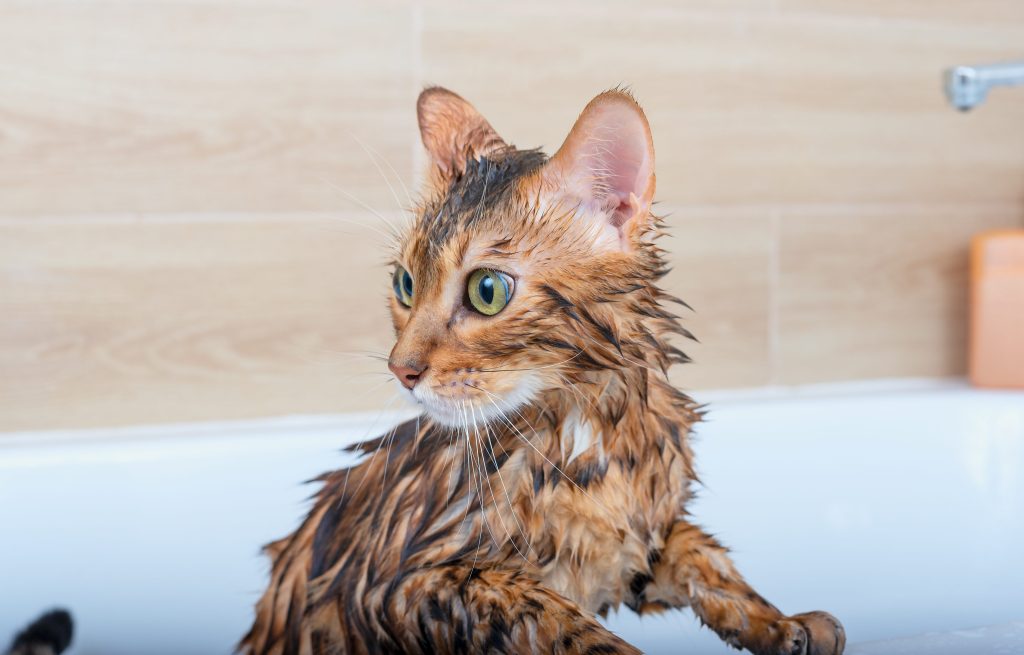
[239, 88, 844, 655]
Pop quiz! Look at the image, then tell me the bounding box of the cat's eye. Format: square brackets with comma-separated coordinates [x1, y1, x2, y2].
[466, 269, 513, 316]
[392, 265, 413, 307]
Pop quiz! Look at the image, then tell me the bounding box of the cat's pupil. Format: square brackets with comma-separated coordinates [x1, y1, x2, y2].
[402, 272, 413, 297]
[479, 276, 494, 304]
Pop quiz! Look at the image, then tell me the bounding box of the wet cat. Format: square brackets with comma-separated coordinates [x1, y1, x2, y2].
[240, 87, 845, 655]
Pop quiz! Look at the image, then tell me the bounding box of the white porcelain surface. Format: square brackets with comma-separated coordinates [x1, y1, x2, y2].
[1, 383, 1022, 654]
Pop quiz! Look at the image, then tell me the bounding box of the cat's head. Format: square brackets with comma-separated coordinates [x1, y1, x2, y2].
[389, 87, 673, 428]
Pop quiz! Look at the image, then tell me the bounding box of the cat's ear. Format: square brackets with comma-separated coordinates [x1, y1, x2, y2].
[417, 87, 507, 181]
[536, 90, 655, 250]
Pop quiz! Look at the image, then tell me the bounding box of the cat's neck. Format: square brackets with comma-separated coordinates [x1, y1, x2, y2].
[531, 358, 699, 462]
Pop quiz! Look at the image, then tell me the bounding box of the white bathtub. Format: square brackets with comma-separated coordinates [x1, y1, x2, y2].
[2, 380, 1022, 655]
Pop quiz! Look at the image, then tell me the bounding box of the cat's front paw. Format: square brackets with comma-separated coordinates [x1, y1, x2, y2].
[770, 611, 845, 655]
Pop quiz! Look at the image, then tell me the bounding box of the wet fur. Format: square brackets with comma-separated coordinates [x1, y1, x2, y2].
[240, 88, 844, 655]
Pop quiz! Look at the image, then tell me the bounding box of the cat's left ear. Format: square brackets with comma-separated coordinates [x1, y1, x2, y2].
[417, 87, 507, 182]
[534, 90, 655, 251]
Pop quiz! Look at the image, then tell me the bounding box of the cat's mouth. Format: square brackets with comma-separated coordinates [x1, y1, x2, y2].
[404, 373, 541, 429]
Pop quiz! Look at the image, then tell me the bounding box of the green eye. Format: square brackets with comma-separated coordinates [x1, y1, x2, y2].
[467, 269, 513, 316]
[392, 266, 413, 307]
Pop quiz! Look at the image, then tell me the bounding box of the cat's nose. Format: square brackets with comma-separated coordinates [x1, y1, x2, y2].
[388, 360, 427, 390]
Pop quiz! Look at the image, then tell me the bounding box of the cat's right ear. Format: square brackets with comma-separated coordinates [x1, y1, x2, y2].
[417, 87, 507, 183]
[531, 90, 656, 252]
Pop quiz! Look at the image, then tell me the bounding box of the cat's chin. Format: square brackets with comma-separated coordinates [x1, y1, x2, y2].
[413, 397, 507, 430]
[402, 376, 541, 430]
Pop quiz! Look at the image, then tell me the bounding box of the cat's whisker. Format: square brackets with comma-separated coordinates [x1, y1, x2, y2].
[295, 348, 391, 368]
[379, 408, 403, 496]
[347, 132, 414, 211]
[354, 417, 401, 499]
[322, 349, 391, 360]
[555, 372, 590, 409]
[470, 402, 525, 558]
[475, 390, 617, 522]
[465, 405, 487, 536]
[492, 451, 535, 559]
[340, 392, 402, 500]
[478, 408, 534, 559]
[327, 375, 401, 412]
[319, 177, 404, 243]
[280, 353, 391, 383]
[412, 413, 422, 458]
[357, 391, 403, 440]
[315, 210, 402, 248]
[465, 404, 485, 538]
[453, 405, 477, 535]
[460, 402, 487, 583]
[444, 421, 459, 509]
[476, 349, 585, 374]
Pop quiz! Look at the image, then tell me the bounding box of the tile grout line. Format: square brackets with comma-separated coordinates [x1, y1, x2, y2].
[768, 208, 781, 385]
[3, 202, 1020, 227]
[0, 211, 409, 227]
[410, 0, 425, 195]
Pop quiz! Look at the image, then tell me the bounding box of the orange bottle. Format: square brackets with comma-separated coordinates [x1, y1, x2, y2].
[970, 229, 1024, 388]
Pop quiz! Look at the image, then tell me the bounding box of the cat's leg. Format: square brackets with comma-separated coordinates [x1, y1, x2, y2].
[642, 521, 845, 655]
[381, 565, 641, 655]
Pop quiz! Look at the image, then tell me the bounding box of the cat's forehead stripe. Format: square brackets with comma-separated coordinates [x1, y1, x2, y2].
[415, 148, 547, 259]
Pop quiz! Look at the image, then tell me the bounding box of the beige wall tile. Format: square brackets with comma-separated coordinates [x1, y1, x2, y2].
[420, 6, 760, 207]
[3, 1, 1024, 432]
[0, 2, 417, 216]
[780, 0, 1024, 26]
[422, 0, 774, 15]
[663, 209, 774, 391]
[0, 214, 405, 430]
[0, 208, 772, 431]
[775, 205, 1024, 384]
[421, 6, 1024, 207]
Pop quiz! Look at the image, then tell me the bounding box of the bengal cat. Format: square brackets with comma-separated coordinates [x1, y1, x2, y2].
[239, 87, 845, 655]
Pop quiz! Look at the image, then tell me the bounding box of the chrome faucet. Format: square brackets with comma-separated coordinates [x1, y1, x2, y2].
[944, 60, 1024, 111]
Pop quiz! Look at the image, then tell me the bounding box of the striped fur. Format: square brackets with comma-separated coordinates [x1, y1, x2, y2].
[239, 88, 844, 655]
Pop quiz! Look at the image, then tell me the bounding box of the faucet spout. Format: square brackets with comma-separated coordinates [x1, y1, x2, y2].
[944, 60, 1024, 111]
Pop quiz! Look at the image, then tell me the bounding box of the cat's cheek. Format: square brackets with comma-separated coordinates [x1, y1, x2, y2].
[388, 304, 411, 334]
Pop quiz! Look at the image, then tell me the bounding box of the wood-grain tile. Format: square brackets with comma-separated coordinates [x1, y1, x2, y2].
[421, 7, 1024, 207]
[0, 2, 417, 216]
[4, 0, 1024, 433]
[0, 207, 773, 430]
[775, 205, 1024, 384]
[662, 209, 774, 391]
[0, 214, 406, 430]
[780, 0, 1024, 27]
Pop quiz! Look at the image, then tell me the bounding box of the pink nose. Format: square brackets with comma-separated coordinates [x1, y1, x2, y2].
[388, 360, 427, 390]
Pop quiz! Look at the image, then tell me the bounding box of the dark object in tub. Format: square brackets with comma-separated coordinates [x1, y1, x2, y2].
[6, 609, 73, 655]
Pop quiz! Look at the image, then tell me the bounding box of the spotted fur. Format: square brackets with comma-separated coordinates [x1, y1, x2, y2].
[239, 88, 844, 655]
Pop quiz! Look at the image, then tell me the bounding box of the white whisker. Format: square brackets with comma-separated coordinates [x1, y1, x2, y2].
[477, 349, 584, 374]
[318, 177, 403, 243]
[461, 402, 486, 583]
[348, 132, 413, 211]
[478, 406, 534, 558]
[343, 393, 403, 500]
[476, 390, 617, 522]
